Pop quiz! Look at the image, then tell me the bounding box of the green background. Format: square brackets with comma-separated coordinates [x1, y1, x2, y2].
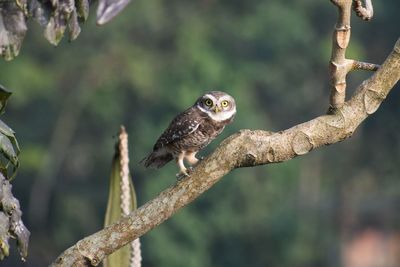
[0, 0, 399, 266]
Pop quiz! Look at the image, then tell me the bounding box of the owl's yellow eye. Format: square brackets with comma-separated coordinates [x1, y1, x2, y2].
[221, 100, 229, 107]
[205, 99, 213, 107]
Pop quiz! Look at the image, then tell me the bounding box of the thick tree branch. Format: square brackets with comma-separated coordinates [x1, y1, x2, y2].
[50, 38, 400, 267]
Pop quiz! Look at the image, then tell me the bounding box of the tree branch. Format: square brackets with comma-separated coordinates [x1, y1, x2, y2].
[351, 60, 379, 71]
[329, 0, 377, 110]
[353, 0, 374, 21]
[329, 0, 352, 109]
[50, 38, 400, 267]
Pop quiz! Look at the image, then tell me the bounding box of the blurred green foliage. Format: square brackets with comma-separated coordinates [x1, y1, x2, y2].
[0, 0, 399, 266]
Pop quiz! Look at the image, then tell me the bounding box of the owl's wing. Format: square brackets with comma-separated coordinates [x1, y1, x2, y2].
[154, 109, 202, 149]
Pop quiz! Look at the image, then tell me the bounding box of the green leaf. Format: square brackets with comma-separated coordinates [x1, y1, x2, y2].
[0, 86, 12, 115]
[0, 130, 19, 179]
[0, 88, 20, 180]
[0, 120, 15, 138]
[0, 120, 21, 180]
[103, 153, 137, 267]
[0, 134, 17, 166]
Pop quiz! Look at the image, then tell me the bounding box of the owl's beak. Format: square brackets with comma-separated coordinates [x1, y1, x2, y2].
[213, 106, 221, 113]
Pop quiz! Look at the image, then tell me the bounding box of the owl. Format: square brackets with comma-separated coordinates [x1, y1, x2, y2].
[142, 91, 237, 178]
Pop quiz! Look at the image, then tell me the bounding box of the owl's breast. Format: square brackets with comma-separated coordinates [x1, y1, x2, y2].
[167, 116, 232, 153]
[198, 119, 226, 139]
[188, 120, 226, 149]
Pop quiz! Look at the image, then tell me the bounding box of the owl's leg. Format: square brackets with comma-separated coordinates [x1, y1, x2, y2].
[176, 152, 189, 179]
[185, 151, 200, 166]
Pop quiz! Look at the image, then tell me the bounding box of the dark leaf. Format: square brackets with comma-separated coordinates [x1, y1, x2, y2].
[9, 133, 19, 155]
[96, 0, 131, 25]
[0, 120, 15, 138]
[0, 86, 11, 115]
[0, 120, 20, 180]
[29, 0, 52, 27]
[0, 1, 28, 61]
[0, 166, 6, 181]
[0, 133, 17, 167]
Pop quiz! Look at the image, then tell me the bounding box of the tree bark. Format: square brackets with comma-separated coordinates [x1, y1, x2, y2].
[329, 0, 378, 109]
[50, 37, 400, 267]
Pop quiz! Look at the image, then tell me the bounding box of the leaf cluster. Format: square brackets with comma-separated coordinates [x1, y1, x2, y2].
[0, 85, 29, 262]
[0, 0, 89, 60]
[0, 85, 19, 180]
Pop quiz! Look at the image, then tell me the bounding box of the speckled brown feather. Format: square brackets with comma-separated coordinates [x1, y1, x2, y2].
[142, 91, 236, 170]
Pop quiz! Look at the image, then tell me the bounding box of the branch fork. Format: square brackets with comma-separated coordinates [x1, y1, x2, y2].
[329, 0, 378, 110]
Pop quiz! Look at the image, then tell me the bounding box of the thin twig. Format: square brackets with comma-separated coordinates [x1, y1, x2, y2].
[353, 0, 374, 21]
[351, 60, 379, 71]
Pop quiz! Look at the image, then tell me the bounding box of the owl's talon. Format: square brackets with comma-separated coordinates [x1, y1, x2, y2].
[176, 171, 190, 180]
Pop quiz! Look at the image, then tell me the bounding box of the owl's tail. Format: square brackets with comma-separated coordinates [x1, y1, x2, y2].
[140, 149, 173, 169]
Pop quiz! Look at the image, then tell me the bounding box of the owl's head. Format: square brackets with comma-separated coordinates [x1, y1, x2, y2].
[195, 91, 237, 122]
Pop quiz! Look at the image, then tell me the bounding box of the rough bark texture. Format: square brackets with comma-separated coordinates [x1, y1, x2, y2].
[50, 37, 400, 267]
[329, 0, 378, 109]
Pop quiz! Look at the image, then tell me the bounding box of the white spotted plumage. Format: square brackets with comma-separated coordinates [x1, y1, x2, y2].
[142, 91, 237, 178]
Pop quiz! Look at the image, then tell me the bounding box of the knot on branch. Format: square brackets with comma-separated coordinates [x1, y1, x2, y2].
[334, 26, 351, 49]
[239, 153, 257, 167]
[353, 0, 374, 21]
[321, 111, 346, 129]
[364, 88, 386, 114]
[77, 239, 105, 266]
[394, 39, 400, 54]
[292, 132, 313, 155]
